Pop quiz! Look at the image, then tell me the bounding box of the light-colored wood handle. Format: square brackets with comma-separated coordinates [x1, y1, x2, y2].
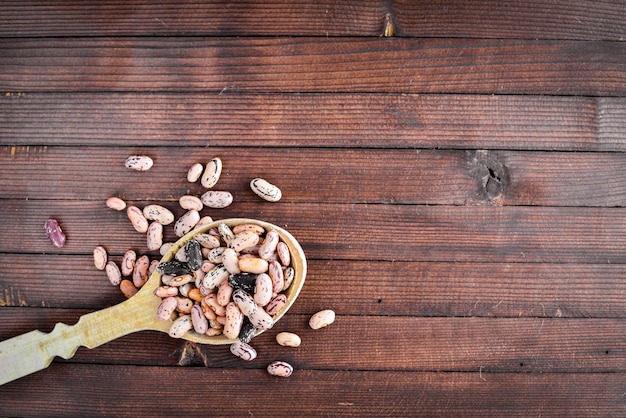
[0, 289, 168, 386]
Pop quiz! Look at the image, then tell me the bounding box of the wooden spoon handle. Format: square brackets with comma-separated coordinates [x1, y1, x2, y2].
[0, 291, 167, 386]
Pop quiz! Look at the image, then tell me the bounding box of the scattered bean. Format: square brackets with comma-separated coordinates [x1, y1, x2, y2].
[106, 197, 126, 211]
[119, 279, 138, 298]
[187, 163, 204, 183]
[105, 261, 123, 286]
[125, 155, 153, 171]
[174, 210, 200, 237]
[250, 178, 282, 202]
[93, 246, 107, 270]
[200, 190, 233, 208]
[133, 255, 150, 288]
[276, 332, 301, 347]
[201, 157, 222, 188]
[179, 195, 203, 211]
[230, 341, 257, 361]
[309, 309, 335, 330]
[121, 250, 137, 276]
[127, 206, 149, 233]
[44, 218, 66, 248]
[267, 361, 293, 377]
[146, 222, 163, 251]
[143, 204, 174, 225]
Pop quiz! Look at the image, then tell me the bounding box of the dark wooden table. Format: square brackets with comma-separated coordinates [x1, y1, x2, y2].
[1, 1, 625, 416]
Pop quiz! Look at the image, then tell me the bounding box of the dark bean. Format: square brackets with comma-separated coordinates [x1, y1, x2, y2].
[228, 273, 257, 294]
[157, 260, 191, 276]
[184, 240, 203, 271]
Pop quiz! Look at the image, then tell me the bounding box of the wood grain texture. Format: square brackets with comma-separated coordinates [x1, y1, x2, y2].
[3, 255, 625, 318]
[2, 37, 625, 95]
[0, 365, 624, 416]
[2, 146, 626, 206]
[3, 94, 625, 151]
[1, 0, 624, 40]
[2, 200, 625, 264]
[1, 309, 624, 373]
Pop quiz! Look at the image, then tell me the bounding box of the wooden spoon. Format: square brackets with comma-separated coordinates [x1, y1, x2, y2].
[0, 218, 307, 386]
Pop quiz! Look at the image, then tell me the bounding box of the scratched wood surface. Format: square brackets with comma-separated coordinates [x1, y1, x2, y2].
[1, 1, 625, 416]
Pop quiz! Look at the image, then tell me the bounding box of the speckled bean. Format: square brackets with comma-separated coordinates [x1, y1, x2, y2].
[229, 230, 260, 252]
[250, 178, 282, 202]
[268, 260, 284, 293]
[248, 306, 273, 330]
[179, 195, 203, 211]
[191, 304, 209, 334]
[176, 296, 194, 314]
[168, 315, 193, 338]
[266, 294, 287, 315]
[309, 309, 335, 330]
[282, 266, 295, 291]
[154, 286, 178, 298]
[230, 341, 257, 361]
[267, 361, 293, 377]
[254, 273, 273, 306]
[239, 257, 269, 274]
[106, 197, 126, 211]
[93, 246, 107, 270]
[258, 229, 279, 260]
[119, 279, 138, 298]
[223, 302, 244, 339]
[132, 255, 150, 288]
[202, 264, 229, 289]
[217, 223, 235, 244]
[200, 157, 222, 188]
[174, 210, 200, 237]
[125, 155, 153, 171]
[217, 280, 234, 306]
[194, 233, 221, 249]
[195, 216, 214, 228]
[232, 288, 257, 317]
[148, 259, 159, 275]
[187, 162, 204, 183]
[122, 250, 137, 276]
[184, 240, 203, 271]
[200, 190, 233, 208]
[146, 221, 163, 251]
[142, 204, 174, 225]
[222, 248, 241, 274]
[201, 259, 216, 273]
[44, 218, 66, 248]
[159, 243, 174, 256]
[232, 224, 265, 235]
[127, 206, 149, 233]
[105, 261, 122, 286]
[206, 247, 226, 263]
[168, 273, 195, 287]
[157, 296, 177, 320]
[276, 332, 301, 347]
[276, 241, 291, 266]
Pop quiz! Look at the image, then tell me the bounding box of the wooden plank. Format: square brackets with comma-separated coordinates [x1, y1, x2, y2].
[0, 308, 624, 372]
[1, 1, 624, 40]
[3, 146, 626, 206]
[392, 0, 626, 40]
[2, 255, 625, 318]
[0, 0, 387, 38]
[2, 201, 626, 264]
[2, 38, 625, 95]
[4, 93, 620, 151]
[0, 366, 624, 416]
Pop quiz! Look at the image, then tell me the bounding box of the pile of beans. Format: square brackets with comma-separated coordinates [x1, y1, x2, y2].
[154, 222, 295, 342]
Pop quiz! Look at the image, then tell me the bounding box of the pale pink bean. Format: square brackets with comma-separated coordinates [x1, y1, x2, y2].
[44, 218, 66, 248]
[106, 197, 126, 211]
[267, 361, 293, 377]
[93, 246, 107, 270]
[191, 304, 209, 334]
[127, 206, 149, 233]
[254, 273, 273, 306]
[276, 241, 291, 266]
[200, 157, 222, 188]
[121, 250, 136, 276]
[268, 260, 284, 293]
[217, 280, 234, 306]
[168, 315, 193, 338]
[176, 297, 194, 314]
[105, 261, 122, 286]
[157, 296, 177, 320]
[248, 306, 273, 330]
[258, 229, 279, 260]
[222, 248, 241, 274]
[146, 221, 163, 251]
[223, 302, 244, 339]
[230, 342, 257, 361]
[132, 255, 150, 288]
[154, 286, 178, 298]
[266, 294, 287, 315]
[179, 195, 203, 211]
[187, 162, 204, 183]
